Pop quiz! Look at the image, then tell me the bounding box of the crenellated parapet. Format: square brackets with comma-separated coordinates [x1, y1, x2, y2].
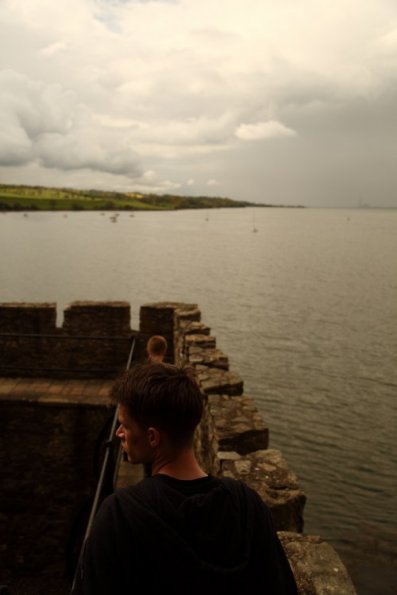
[135, 301, 357, 595]
[0, 300, 357, 594]
[0, 301, 134, 378]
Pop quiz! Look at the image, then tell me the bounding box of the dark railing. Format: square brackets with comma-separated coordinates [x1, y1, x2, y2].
[69, 336, 136, 592]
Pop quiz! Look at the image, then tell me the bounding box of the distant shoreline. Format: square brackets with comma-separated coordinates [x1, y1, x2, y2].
[0, 183, 305, 211]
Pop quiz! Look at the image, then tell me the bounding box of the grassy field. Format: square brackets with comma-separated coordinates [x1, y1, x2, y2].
[0, 184, 252, 211]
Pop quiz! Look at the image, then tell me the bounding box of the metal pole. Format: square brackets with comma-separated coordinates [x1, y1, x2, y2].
[71, 336, 136, 592]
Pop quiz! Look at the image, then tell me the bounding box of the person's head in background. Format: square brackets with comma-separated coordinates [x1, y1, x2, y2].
[146, 335, 168, 363]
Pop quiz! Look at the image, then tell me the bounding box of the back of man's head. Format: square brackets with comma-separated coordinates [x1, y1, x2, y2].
[146, 335, 168, 360]
[112, 363, 204, 446]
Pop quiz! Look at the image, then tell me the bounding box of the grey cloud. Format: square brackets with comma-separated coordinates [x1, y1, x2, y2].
[0, 69, 142, 177]
[0, 116, 32, 166]
[35, 130, 142, 177]
[206, 85, 397, 207]
[0, 70, 70, 166]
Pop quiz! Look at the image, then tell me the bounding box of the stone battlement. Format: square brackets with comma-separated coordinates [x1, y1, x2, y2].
[125, 302, 357, 594]
[0, 301, 134, 378]
[0, 300, 357, 594]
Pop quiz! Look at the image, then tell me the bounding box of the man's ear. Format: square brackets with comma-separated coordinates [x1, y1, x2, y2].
[147, 426, 161, 447]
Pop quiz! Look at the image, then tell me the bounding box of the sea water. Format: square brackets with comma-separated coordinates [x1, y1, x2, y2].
[1, 207, 396, 594]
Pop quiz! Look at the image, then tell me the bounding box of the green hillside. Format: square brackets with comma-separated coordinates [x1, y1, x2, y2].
[0, 184, 253, 211]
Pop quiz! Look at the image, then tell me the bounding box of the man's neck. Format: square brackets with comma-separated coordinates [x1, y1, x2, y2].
[151, 449, 207, 480]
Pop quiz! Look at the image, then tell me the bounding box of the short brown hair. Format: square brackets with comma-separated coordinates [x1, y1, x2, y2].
[111, 363, 203, 446]
[146, 335, 168, 356]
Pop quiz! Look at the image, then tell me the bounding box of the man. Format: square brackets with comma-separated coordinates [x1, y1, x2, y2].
[72, 363, 298, 595]
[146, 335, 168, 363]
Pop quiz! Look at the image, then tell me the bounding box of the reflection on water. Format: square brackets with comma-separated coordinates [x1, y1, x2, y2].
[1, 207, 397, 593]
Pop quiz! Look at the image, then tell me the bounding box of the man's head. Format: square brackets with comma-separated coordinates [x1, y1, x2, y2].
[113, 363, 204, 463]
[146, 335, 168, 362]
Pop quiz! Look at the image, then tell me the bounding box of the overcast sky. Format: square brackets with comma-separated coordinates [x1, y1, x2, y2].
[1, 0, 397, 207]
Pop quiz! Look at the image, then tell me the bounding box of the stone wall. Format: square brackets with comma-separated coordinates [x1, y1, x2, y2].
[0, 300, 357, 594]
[0, 396, 112, 584]
[137, 301, 357, 594]
[139, 301, 202, 364]
[0, 302, 135, 378]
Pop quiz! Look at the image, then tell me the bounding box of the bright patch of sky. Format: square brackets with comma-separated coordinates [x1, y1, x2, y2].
[1, 0, 397, 206]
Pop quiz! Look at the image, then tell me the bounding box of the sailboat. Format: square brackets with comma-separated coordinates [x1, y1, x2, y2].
[252, 208, 258, 233]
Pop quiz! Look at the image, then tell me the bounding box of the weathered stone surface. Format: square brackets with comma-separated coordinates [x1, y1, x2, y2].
[196, 366, 244, 396]
[279, 532, 357, 595]
[0, 302, 57, 332]
[0, 301, 134, 378]
[140, 302, 201, 364]
[0, 378, 113, 406]
[139, 303, 176, 336]
[185, 333, 216, 349]
[1, 398, 112, 577]
[208, 394, 268, 453]
[174, 304, 201, 322]
[179, 320, 211, 336]
[63, 301, 131, 335]
[219, 449, 306, 532]
[0, 301, 357, 595]
[195, 396, 220, 475]
[188, 345, 229, 370]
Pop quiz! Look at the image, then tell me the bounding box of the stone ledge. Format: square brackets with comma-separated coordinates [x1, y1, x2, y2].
[179, 320, 211, 336]
[0, 378, 113, 407]
[185, 333, 216, 349]
[174, 304, 201, 322]
[196, 366, 244, 396]
[218, 449, 306, 532]
[279, 532, 357, 595]
[188, 346, 229, 370]
[208, 394, 268, 453]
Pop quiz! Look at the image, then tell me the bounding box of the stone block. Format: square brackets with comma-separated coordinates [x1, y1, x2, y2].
[63, 301, 131, 336]
[279, 532, 357, 594]
[197, 366, 244, 396]
[195, 398, 220, 475]
[139, 303, 176, 335]
[0, 302, 57, 333]
[185, 333, 216, 349]
[179, 320, 211, 336]
[175, 304, 201, 322]
[208, 394, 268, 453]
[0, 301, 134, 378]
[0, 399, 111, 576]
[188, 346, 229, 370]
[219, 449, 306, 532]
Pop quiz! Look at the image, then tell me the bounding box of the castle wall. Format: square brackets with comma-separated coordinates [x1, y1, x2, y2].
[136, 301, 357, 594]
[0, 300, 357, 594]
[0, 302, 134, 378]
[0, 396, 112, 581]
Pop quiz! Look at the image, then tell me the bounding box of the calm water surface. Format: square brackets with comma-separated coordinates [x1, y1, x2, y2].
[1, 207, 396, 593]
